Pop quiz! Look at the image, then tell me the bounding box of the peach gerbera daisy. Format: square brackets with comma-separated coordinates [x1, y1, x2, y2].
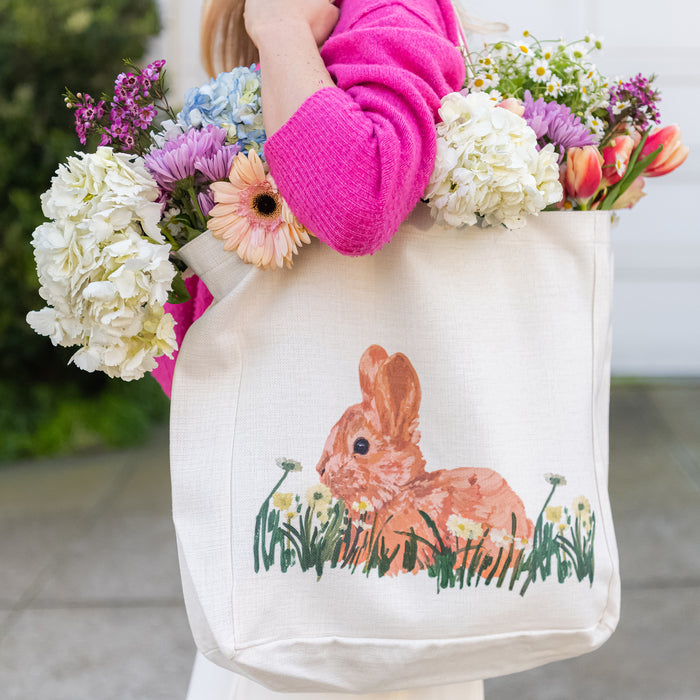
[208, 150, 312, 270]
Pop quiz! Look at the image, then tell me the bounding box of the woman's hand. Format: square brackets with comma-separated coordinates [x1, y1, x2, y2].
[244, 0, 339, 49]
[244, 0, 338, 137]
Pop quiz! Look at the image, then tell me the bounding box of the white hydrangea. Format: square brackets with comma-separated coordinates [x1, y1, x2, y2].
[40, 146, 163, 242]
[424, 92, 563, 229]
[27, 147, 178, 381]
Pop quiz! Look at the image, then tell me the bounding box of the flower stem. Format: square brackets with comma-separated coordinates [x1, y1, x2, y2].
[187, 186, 207, 230]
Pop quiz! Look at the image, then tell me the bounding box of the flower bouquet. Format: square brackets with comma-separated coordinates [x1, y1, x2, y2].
[27, 60, 311, 380]
[26, 32, 689, 381]
[424, 31, 689, 228]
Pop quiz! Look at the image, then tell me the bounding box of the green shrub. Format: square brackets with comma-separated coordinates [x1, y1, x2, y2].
[0, 0, 167, 462]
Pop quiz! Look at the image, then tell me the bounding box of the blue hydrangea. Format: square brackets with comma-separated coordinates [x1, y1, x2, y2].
[178, 65, 266, 156]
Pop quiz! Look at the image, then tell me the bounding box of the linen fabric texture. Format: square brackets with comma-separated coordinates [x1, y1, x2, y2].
[169, 207, 620, 694]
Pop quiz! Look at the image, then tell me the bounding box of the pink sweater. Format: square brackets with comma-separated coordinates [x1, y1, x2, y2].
[152, 0, 465, 396]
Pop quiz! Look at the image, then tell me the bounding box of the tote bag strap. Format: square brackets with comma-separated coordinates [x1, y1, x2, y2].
[449, 0, 472, 66]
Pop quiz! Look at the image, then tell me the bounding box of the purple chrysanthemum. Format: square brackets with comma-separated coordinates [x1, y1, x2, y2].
[145, 124, 229, 191]
[197, 190, 216, 217]
[522, 91, 595, 160]
[195, 143, 240, 182]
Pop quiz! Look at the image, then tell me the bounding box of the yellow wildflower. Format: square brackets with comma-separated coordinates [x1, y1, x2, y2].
[545, 506, 562, 523]
[272, 492, 294, 511]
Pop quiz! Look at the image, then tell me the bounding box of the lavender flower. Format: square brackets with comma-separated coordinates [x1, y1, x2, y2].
[608, 73, 661, 132]
[522, 91, 595, 160]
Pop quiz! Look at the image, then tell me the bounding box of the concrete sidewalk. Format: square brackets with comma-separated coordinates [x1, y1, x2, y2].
[1, 382, 699, 699]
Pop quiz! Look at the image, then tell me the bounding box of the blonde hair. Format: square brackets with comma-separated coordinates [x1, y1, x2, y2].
[201, 0, 258, 77]
[199, 0, 506, 77]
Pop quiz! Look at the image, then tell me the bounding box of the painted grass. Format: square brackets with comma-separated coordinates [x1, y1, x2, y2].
[254, 465, 595, 596]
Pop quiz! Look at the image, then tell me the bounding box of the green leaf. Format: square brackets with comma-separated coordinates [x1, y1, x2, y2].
[167, 272, 191, 305]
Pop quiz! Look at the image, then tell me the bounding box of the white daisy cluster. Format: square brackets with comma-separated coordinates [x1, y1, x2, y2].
[467, 32, 611, 139]
[26, 147, 178, 381]
[424, 92, 563, 229]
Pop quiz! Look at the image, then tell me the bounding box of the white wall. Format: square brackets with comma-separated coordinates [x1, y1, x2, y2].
[148, 0, 207, 104]
[152, 0, 700, 375]
[463, 0, 700, 376]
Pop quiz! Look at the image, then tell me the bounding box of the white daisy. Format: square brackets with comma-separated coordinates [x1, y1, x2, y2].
[352, 497, 374, 513]
[447, 515, 484, 541]
[544, 77, 563, 98]
[585, 115, 606, 138]
[485, 88, 503, 103]
[489, 528, 515, 548]
[529, 59, 551, 83]
[469, 72, 498, 91]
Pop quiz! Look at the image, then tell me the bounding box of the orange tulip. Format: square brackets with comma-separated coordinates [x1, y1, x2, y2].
[612, 177, 646, 210]
[641, 125, 689, 177]
[601, 135, 635, 187]
[565, 146, 603, 202]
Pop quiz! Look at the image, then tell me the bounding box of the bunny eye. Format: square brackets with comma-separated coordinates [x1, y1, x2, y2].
[353, 437, 370, 455]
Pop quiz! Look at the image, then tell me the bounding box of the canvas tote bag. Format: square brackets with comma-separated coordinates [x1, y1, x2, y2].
[169, 206, 620, 694]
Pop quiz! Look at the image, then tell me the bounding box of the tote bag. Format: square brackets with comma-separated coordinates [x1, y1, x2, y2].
[169, 206, 620, 694]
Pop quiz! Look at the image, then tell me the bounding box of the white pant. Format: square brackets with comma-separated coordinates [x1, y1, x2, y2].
[186, 653, 485, 700]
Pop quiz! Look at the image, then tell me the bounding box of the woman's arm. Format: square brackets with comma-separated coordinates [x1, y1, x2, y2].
[244, 0, 339, 136]
[261, 0, 466, 255]
[151, 0, 464, 396]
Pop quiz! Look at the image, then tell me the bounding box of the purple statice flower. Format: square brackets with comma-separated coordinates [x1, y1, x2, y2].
[145, 124, 229, 191]
[522, 91, 595, 161]
[608, 73, 661, 132]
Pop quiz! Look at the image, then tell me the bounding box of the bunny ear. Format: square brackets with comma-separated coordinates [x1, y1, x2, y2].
[374, 353, 421, 439]
[359, 345, 389, 405]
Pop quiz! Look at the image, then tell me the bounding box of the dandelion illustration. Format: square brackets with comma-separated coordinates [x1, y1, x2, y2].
[545, 505, 563, 523]
[272, 492, 294, 510]
[446, 515, 484, 541]
[352, 498, 374, 514]
[306, 484, 332, 510]
[545, 473, 567, 486]
[572, 495, 591, 517]
[276, 457, 303, 472]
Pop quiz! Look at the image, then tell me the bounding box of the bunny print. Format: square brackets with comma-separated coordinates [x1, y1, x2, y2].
[316, 345, 534, 577]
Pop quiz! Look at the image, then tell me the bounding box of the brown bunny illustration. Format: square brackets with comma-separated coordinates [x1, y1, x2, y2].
[316, 345, 534, 576]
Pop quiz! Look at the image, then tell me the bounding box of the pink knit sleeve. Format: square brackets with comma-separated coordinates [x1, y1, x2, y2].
[150, 274, 214, 398]
[150, 0, 464, 393]
[265, 0, 465, 256]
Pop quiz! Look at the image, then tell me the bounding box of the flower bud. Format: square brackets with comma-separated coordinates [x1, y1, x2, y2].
[601, 135, 635, 186]
[641, 124, 689, 177]
[565, 146, 603, 202]
[497, 98, 525, 117]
